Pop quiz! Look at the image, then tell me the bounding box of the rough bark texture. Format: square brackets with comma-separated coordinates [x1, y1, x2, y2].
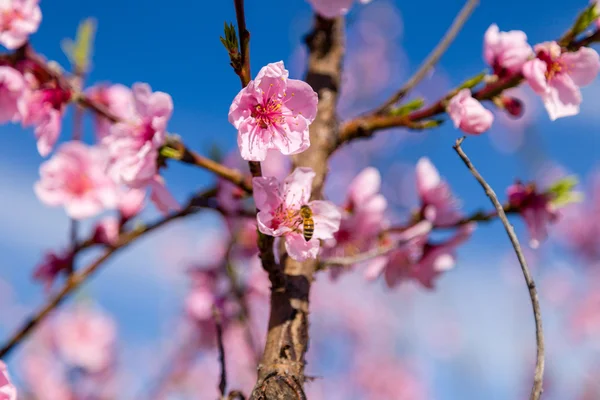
[250, 15, 344, 400]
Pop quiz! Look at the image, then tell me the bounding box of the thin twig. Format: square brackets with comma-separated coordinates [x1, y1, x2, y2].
[0, 188, 217, 359]
[373, 0, 479, 115]
[319, 242, 397, 269]
[234, 0, 251, 87]
[453, 137, 544, 400]
[213, 306, 227, 398]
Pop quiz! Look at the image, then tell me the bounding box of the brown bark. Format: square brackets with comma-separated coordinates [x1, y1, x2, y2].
[250, 15, 344, 400]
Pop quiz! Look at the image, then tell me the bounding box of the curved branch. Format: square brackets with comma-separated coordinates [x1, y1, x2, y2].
[453, 137, 544, 400]
[373, 0, 479, 115]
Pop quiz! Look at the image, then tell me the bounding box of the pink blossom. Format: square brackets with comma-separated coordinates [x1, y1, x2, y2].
[366, 222, 474, 289]
[33, 249, 73, 290]
[253, 167, 341, 261]
[322, 167, 388, 275]
[34, 141, 118, 219]
[507, 181, 558, 248]
[0, 66, 24, 123]
[354, 357, 428, 400]
[217, 149, 289, 214]
[103, 83, 172, 186]
[447, 88, 494, 134]
[523, 42, 600, 120]
[19, 84, 71, 156]
[0, 0, 41, 49]
[92, 217, 120, 245]
[148, 175, 179, 215]
[306, 0, 372, 18]
[483, 24, 533, 77]
[416, 157, 461, 226]
[0, 361, 16, 400]
[53, 304, 117, 372]
[118, 187, 146, 220]
[228, 61, 318, 161]
[86, 83, 134, 141]
[20, 349, 71, 400]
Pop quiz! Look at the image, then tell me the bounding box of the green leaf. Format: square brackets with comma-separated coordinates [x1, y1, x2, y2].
[572, 3, 599, 38]
[458, 71, 487, 90]
[159, 145, 183, 160]
[61, 18, 96, 73]
[546, 175, 584, 207]
[389, 98, 425, 116]
[220, 22, 239, 54]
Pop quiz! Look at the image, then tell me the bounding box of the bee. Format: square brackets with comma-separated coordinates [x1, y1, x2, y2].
[299, 205, 314, 242]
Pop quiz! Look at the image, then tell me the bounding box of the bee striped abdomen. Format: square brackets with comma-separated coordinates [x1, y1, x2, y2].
[300, 205, 314, 242]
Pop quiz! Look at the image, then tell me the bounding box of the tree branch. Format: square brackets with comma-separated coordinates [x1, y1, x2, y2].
[453, 137, 544, 400]
[319, 242, 397, 269]
[373, 0, 479, 115]
[0, 188, 218, 359]
[213, 306, 228, 398]
[250, 14, 345, 400]
[336, 25, 600, 149]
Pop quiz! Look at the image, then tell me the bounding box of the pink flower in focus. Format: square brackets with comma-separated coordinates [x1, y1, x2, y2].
[33, 249, 73, 290]
[447, 88, 494, 134]
[0, 66, 24, 123]
[0, 0, 41, 49]
[507, 181, 558, 248]
[307, 0, 372, 18]
[86, 83, 134, 141]
[34, 141, 118, 219]
[483, 24, 533, 77]
[228, 61, 318, 161]
[416, 157, 461, 226]
[53, 304, 117, 372]
[322, 167, 388, 276]
[0, 361, 16, 400]
[253, 167, 341, 261]
[523, 42, 600, 120]
[104, 83, 172, 186]
[92, 217, 120, 246]
[19, 83, 71, 156]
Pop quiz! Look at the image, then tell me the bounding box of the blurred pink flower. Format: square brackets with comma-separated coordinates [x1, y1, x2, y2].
[416, 157, 461, 226]
[118, 187, 146, 220]
[483, 24, 533, 77]
[322, 167, 388, 276]
[92, 217, 120, 245]
[0, 66, 24, 123]
[507, 181, 558, 248]
[53, 304, 117, 373]
[570, 287, 600, 342]
[523, 41, 600, 120]
[85, 83, 133, 141]
[19, 83, 71, 156]
[148, 174, 179, 215]
[366, 222, 474, 289]
[21, 349, 72, 400]
[0, 0, 41, 49]
[0, 361, 16, 400]
[447, 88, 494, 134]
[354, 357, 428, 400]
[228, 61, 317, 161]
[33, 249, 73, 290]
[34, 141, 118, 219]
[104, 82, 172, 186]
[253, 167, 341, 261]
[306, 0, 372, 18]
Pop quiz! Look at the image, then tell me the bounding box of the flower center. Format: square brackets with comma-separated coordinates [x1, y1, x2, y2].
[0, 9, 23, 31]
[67, 172, 94, 196]
[252, 97, 285, 129]
[40, 87, 71, 110]
[538, 51, 564, 82]
[271, 204, 303, 231]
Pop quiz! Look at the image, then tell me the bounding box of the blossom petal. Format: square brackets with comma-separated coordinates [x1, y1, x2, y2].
[543, 74, 581, 121]
[309, 200, 342, 240]
[283, 79, 318, 123]
[523, 58, 549, 94]
[348, 167, 381, 205]
[285, 232, 320, 261]
[562, 47, 600, 87]
[252, 176, 282, 212]
[282, 167, 315, 208]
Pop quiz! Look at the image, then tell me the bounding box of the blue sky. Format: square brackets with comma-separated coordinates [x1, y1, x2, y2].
[1, 0, 600, 399]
